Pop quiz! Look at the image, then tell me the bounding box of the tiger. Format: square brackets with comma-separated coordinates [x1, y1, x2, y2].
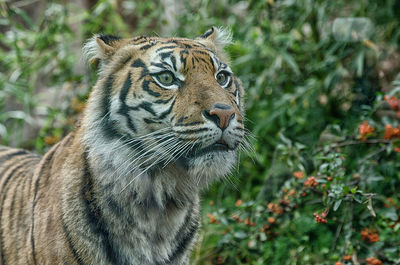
[0, 26, 245, 265]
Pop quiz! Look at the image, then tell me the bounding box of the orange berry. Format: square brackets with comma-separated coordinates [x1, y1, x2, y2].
[293, 171, 305, 179]
[359, 121, 374, 139]
[361, 228, 380, 243]
[207, 213, 218, 224]
[304, 177, 318, 187]
[343, 255, 352, 260]
[384, 95, 400, 110]
[384, 124, 400, 139]
[313, 213, 327, 224]
[366, 257, 382, 265]
[268, 217, 275, 224]
[209, 200, 214, 205]
[235, 199, 242, 207]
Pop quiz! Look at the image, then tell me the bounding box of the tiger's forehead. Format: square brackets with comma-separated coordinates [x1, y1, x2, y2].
[129, 37, 232, 76]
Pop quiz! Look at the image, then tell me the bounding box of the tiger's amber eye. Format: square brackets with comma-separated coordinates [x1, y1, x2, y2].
[216, 72, 228, 86]
[157, 72, 174, 86]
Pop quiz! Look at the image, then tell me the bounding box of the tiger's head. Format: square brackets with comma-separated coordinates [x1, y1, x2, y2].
[83, 27, 245, 186]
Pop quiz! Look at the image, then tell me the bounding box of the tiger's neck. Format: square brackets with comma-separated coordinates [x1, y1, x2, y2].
[63, 124, 201, 264]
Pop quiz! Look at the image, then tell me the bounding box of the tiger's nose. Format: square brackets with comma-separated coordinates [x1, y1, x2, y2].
[203, 103, 235, 130]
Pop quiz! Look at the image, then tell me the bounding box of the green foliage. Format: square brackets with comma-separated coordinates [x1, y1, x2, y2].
[1, 0, 400, 264]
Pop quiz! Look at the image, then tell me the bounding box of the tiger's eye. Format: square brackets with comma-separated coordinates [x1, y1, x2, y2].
[158, 72, 174, 85]
[216, 72, 228, 86]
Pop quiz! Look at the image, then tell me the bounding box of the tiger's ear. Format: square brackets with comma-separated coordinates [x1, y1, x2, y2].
[83, 35, 123, 66]
[196, 26, 232, 50]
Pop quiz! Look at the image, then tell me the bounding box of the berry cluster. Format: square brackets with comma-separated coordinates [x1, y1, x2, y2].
[365, 257, 383, 265]
[313, 213, 328, 224]
[361, 228, 380, 243]
[359, 121, 374, 140]
[304, 176, 318, 187]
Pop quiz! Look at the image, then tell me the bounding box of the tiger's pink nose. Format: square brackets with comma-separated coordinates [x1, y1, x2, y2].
[203, 103, 235, 130]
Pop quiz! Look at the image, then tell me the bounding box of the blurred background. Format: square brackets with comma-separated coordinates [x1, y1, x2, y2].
[1, 0, 400, 264]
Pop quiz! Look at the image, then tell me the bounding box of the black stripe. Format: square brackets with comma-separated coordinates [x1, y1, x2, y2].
[81, 151, 130, 265]
[131, 59, 149, 79]
[154, 96, 174, 104]
[142, 79, 161, 97]
[171, 55, 177, 71]
[200, 27, 215, 39]
[160, 51, 173, 60]
[231, 88, 238, 97]
[156, 45, 177, 52]
[31, 143, 60, 265]
[139, 44, 155, 50]
[209, 56, 216, 72]
[8, 159, 35, 232]
[150, 62, 165, 69]
[0, 150, 29, 165]
[175, 121, 202, 127]
[120, 55, 132, 66]
[117, 72, 137, 133]
[182, 43, 194, 49]
[131, 36, 148, 44]
[196, 57, 209, 67]
[98, 35, 121, 45]
[175, 128, 209, 134]
[158, 98, 176, 120]
[0, 156, 36, 265]
[225, 77, 233, 89]
[101, 76, 122, 139]
[165, 207, 200, 264]
[138, 101, 156, 116]
[61, 214, 86, 265]
[131, 59, 146, 69]
[180, 51, 188, 70]
[143, 118, 163, 124]
[192, 50, 210, 56]
[177, 116, 187, 123]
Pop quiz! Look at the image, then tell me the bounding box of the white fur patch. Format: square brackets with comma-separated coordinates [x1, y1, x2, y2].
[215, 27, 233, 47]
[82, 34, 103, 64]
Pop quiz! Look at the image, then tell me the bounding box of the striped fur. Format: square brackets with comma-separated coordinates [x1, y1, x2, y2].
[0, 27, 245, 265]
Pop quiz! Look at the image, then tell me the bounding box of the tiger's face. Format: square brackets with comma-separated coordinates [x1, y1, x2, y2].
[84, 27, 245, 183]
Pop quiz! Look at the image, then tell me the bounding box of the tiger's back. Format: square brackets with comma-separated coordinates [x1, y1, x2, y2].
[0, 146, 41, 264]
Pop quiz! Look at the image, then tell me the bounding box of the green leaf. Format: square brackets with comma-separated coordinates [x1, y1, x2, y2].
[234, 231, 248, 239]
[333, 199, 342, 211]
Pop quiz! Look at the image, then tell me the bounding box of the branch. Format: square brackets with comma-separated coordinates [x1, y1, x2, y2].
[318, 139, 391, 151]
[358, 145, 387, 165]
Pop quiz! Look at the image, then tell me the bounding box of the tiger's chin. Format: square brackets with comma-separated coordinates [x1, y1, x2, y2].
[184, 149, 237, 186]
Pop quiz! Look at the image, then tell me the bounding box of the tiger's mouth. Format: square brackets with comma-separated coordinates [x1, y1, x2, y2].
[186, 139, 235, 158]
